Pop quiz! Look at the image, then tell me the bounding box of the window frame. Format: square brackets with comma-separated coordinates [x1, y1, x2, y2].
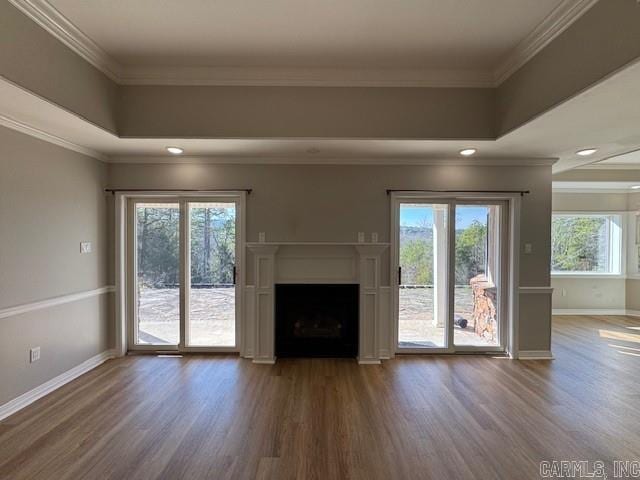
[550, 211, 625, 277]
[122, 192, 246, 354]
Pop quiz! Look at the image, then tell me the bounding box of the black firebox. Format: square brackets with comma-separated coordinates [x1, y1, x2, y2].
[275, 284, 359, 357]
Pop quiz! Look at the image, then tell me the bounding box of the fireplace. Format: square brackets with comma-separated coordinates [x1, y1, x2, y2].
[275, 284, 359, 357]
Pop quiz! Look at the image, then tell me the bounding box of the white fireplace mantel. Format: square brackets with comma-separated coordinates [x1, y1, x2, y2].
[246, 242, 389, 364]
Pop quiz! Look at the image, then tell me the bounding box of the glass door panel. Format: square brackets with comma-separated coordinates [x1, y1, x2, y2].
[135, 203, 180, 345]
[453, 204, 502, 348]
[398, 203, 449, 348]
[187, 202, 237, 347]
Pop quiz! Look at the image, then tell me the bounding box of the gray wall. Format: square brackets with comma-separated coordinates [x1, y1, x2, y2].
[0, 126, 112, 405]
[496, 0, 640, 135]
[626, 280, 640, 311]
[118, 85, 495, 139]
[108, 161, 553, 351]
[552, 277, 626, 311]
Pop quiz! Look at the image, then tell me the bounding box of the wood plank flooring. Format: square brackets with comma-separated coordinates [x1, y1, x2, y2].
[2, 315, 640, 479]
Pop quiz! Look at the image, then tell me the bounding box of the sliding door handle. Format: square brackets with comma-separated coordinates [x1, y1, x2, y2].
[398, 266, 402, 285]
[232, 266, 237, 285]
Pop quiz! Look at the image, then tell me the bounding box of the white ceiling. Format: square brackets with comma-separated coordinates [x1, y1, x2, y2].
[48, 0, 563, 70]
[591, 149, 640, 167]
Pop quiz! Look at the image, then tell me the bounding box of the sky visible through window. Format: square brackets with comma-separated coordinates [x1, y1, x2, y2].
[400, 205, 488, 228]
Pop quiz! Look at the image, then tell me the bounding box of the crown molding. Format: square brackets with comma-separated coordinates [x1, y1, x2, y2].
[493, 0, 599, 85]
[108, 155, 557, 166]
[9, 0, 599, 88]
[553, 188, 636, 193]
[7, 0, 122, 81]
[577, 164, 640, 170]
[0, 114, 109, 162]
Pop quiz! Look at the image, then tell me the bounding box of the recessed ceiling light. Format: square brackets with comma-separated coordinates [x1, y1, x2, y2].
[166, 146, 184, 155]
[576, 148, 597, 156]
[459, 148, 477, 156]
[631, 185, 640, 190]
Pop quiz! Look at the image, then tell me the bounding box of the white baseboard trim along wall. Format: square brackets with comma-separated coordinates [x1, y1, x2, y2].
[0, 349, 116, 421]
[518, 350, 554, 360]
[0, 286, 117, 420]
[552, 309, 640, 316]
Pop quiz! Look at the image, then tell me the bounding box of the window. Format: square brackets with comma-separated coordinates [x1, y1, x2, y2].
[551, 213, 622, 275]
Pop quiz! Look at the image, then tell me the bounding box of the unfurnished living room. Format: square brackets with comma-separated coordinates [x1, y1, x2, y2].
[2, 1, 640, 479]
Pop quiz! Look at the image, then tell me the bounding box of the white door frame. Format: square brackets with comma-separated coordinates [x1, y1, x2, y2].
[114, 191, 246, 356]
[389, 191, 521, 358]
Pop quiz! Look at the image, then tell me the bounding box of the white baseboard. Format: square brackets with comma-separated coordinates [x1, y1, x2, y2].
[252, 358, 276, 364]
[357, 359, 382, 365]
[518, 350, 554, 360]
[626, 310, 640, 317]
[552, 309, 627, 316]
[378, 349, 391, 360]
[0, 349, 116, 421]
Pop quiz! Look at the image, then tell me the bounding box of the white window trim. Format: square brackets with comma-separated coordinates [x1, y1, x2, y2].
[389, 191, 521, 358]
[551, 211, 625, 277]
[114, 191, 247, 357]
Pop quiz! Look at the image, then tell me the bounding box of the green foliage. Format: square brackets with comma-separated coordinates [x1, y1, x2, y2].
[399, 220, 487, 286]
[400, 239, 433, 284]
[552, 216, 606, 272]
[455, 220, 487, 284]
[136, 204, 236, 288]
[190, 206, 235, 285]
[137, 206, 180, 287]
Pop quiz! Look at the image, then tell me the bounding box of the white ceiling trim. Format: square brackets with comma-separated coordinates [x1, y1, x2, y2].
[9, 0, 599, 88]
[0, 114, 109, 162]
[577, 164, 640, 170]
[494, 0, 599, 85]
[553, 181, 640, 192]
[7, 0, 121, 81]
[108, 155, 557, 166]
[553, 188, 637, 193]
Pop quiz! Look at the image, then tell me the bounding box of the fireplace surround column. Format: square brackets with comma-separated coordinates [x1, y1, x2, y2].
[249, 244, 279, 363]
[355, 244, 387, 364]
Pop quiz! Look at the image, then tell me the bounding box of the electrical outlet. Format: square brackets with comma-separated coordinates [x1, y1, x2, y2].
[80, 241, 92, 254]
[30, 347, 40, 363]
[258, 232, 266, 243]
[371, 232, 379, 243]
[358, 232, 365, 243]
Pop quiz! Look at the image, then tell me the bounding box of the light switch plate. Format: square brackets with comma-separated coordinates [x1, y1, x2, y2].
[524, 243, 533, 254]
[258, 232, 266, 243]
[358, 232, 365, 243]
[80, 241, 92, 253]
[30, 347, 40, 363]
[371, 232, 379, 243]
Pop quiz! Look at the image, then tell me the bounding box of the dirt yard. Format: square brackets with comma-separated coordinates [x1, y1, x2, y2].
[137, 286, 497, 348]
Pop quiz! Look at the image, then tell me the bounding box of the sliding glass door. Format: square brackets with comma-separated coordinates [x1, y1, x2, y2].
[134, 202, 181, 346]
[187, 202, 236, 347]
[393, 196, 508, 353]
[128, 196, 243, 352]
[397, 202, 450, 349]
[453, 203, 505, 349]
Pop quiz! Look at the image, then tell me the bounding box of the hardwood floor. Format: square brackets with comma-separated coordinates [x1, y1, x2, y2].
[2, 315, 640, 479]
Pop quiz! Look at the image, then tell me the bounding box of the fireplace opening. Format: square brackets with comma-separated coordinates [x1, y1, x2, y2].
[275, 284, 359, 357]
